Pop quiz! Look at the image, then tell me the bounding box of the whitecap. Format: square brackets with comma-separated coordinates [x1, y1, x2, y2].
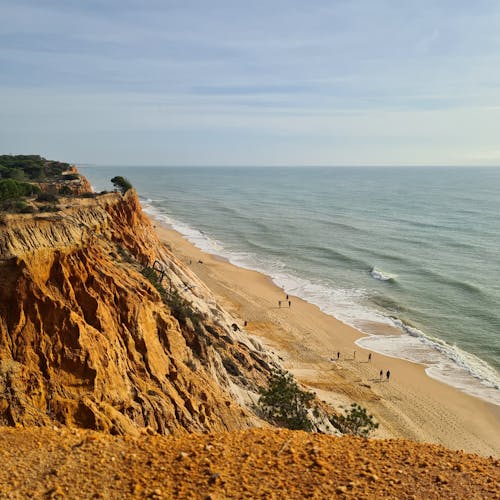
[370, 267, 396, 282]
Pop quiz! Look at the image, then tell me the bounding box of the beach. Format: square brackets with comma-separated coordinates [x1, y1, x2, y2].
[152, 219, 500, 457]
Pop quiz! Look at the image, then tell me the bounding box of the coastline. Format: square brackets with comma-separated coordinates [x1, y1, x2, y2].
[150, 215, 499, 457]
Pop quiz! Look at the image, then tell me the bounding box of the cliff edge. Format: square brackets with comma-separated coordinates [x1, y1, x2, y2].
[0, 182, 276, 435]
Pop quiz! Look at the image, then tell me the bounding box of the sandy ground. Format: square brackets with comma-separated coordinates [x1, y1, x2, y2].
[1, 427, 498, 499]
[152, 221, 500, 458]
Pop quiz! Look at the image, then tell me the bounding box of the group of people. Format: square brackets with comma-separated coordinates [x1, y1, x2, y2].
[331, 350, 391, 382]
[278, 294, 291, 308]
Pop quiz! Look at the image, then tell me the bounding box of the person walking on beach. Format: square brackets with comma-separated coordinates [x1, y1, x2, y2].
[368, 353, 372, 362]
[278, 300, 282, 308]
[379, 369, 383, 381]
[386, 370, 391, 382]
[286, 294, 289, 300]
[288, 300, 291, 308]
[337, 351, 340, 360]
[353, 350, 356, 360]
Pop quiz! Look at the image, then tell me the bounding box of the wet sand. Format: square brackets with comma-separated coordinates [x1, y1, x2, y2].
[153, 220, 500, 457]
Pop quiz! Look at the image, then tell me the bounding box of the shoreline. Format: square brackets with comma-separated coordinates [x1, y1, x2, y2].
[149, 215, 500, 457]
[142, 206, 500, 408]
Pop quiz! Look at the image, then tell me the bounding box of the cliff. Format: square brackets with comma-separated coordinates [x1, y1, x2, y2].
[0, 186, 276, 435]
[1, 169, 498, 498]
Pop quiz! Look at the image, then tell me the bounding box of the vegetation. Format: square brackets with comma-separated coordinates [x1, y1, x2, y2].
[258, 369, 379, 436]
[141, 265, 203, 333]
[36, 192, 59, 203]
[0, 179, 40, 202]
[62, 173, 79, 181]
[141, 266, 168, 300]
[0, 155, 70, 181]
[0, 155, 72, 212]
[258, 369, 315, 431]
[59, 185, 73, 196]
[111, 176, 133, 194]
[0, 155, 135, 212]
[329, 403, 379, 437]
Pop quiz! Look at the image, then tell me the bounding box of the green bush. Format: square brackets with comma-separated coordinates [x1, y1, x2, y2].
[258, 369, 315, 431]
[36, 192, 59, 203]
[0, 155, 70, 181]
[0, 179, 40, 202]
[62, 173, 79, 181]
[20, 204, 36, 214]
[59, 185, 73, 195]
[0, 166, 26, 181]
[329, 403, 379, 437]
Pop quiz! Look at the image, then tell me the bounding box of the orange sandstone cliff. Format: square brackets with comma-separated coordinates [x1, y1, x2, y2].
[0, 187, 276, 435]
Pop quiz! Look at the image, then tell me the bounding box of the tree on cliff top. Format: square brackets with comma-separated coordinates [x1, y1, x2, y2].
[0, 155, 69, 181]
[111, 176, 133, 194]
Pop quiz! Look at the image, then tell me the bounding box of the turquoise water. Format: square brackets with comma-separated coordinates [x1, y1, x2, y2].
[82, 166, 500, 405]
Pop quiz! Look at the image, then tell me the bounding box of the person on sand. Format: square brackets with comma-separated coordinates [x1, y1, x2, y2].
[386, 370, 391, 382]
[288, 300, 291, 308]
[337, 351, 340, 360]
[368, 353, 372, 362]
[353, 350, 356, 360]
[278, 300, 281, 308]
[379, 369, 383, 381]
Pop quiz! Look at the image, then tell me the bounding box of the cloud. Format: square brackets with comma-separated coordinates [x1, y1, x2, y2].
[415, 28, 440, 54]
[2, 1, 500, 165]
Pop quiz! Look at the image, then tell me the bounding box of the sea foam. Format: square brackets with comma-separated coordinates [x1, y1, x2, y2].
[370, 267, 396, 282]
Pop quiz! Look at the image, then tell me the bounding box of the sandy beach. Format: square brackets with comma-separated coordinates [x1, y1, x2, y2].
[152, 219, 500, 457]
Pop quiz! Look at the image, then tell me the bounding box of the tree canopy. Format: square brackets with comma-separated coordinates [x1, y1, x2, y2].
[111, 176, 133, 194]
[0, 155, 71, 181]
[0, 179, 40, 202]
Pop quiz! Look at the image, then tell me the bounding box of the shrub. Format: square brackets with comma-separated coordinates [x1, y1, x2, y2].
[38, 205, 60, 212]
[36, 192, 59, 203]
[62, 173, 79, 181]
[0, 179, 40, 202]
[20, 205, 36, 214]
[111, 176, 133, 194]
[141, 266, 168, 300]
[59, 185, 73, 195]
[0, 155, 71, 181]
[329, 403, 379, 437]
[258, 369, 315, 431]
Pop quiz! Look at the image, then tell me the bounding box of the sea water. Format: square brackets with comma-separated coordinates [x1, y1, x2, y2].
[81, 166, 500, 405]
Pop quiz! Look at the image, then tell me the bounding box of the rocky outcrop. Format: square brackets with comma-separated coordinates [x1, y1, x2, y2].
[0, 184, 276, 435]
[37, 167, 92, 196]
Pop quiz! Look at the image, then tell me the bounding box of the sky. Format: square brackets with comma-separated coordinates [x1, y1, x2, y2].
[1, 0, 500, 166]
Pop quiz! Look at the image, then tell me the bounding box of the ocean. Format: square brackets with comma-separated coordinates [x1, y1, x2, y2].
[81, 166, 500, 406]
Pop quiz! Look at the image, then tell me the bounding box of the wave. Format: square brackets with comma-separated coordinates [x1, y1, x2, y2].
[418, 268, 485, 297]
[301, 245, 369, 268]
[370, 267, 396, 282]
[141, 201, 500, 407]
[356, 319, 500, 406]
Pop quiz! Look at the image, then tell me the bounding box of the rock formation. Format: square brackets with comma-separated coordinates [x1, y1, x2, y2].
[0, 181, 277, 435]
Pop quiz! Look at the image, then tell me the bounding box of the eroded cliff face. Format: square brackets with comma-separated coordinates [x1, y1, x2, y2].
[0, 188, 275, 435]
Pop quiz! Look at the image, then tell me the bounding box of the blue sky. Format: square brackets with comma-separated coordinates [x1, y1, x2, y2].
[1, 0, 500, 166]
